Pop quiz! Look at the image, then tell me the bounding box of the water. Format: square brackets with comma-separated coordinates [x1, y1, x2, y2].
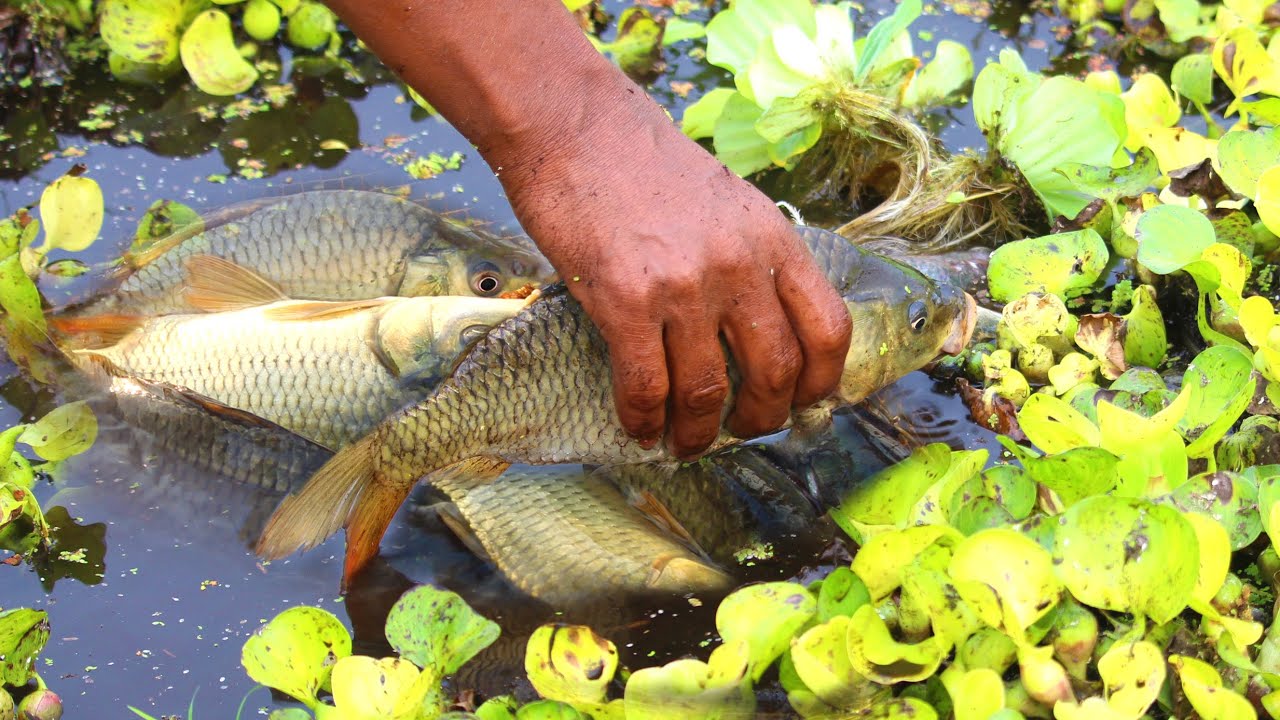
[0, 1, 1071, 715]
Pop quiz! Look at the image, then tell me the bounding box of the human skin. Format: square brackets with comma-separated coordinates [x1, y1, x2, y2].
[321, 0, 854, 458]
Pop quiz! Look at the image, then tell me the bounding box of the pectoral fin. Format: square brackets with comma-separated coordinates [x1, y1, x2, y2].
[182, 254, 288, 312]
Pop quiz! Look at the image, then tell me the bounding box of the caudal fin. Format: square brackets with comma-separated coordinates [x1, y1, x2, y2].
[256, 432, 408, 588]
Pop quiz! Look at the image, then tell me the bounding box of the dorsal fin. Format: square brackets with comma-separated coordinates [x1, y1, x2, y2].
[262, 298, 396, 322]
[182, 254, 288, 312]
[49, 313, 145, 349]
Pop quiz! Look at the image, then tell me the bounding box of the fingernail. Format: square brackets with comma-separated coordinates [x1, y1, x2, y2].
[637, 435, 661, 450]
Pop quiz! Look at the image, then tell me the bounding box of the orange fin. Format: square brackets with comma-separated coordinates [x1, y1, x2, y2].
[182, 254, 288, 312]
[262, 298, 395, 322]
[631, 490, 697, 547]
[49, 313, 144, 348]
[647, 554, 734, 593]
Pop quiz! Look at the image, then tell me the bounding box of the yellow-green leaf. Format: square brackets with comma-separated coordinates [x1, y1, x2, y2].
[39, 174, 103, 253]
[180, 9, 260, 95]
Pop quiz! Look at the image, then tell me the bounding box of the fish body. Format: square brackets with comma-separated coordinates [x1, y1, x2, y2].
[74, 293, 528, 448]
[257, 227, 978, 585]
[78, 190, 555, 316]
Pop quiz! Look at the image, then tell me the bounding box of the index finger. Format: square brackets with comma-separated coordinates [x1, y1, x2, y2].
[604, 320, 670, 448]
[775, 252, 853, 407]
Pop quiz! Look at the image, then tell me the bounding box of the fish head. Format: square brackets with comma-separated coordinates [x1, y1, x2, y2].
[400, 222, 557, 298]
[376, 296, 527, 381]
[835, 250, 977, 404]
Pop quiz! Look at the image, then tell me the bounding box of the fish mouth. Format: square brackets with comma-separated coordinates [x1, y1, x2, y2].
[941, 292, 978, 355]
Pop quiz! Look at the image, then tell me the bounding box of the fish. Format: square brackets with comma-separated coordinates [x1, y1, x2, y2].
[69, 257, 529, 449]
[256, 226, 979, 586]
[69, 189, 556, 317]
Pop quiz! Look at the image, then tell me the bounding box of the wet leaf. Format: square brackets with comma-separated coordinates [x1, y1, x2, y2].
[1121, 285, 1166, 370]
[1218, 129, 1280, 199]
[1181, 511, 1231, 608]
[1121, 73, 1180, 152]
[1097, 640, 1165, 717]
[712, 92, 772, 176]
[1134, 204, 1216, 275]
[180, 9, 260, 96]
[0, 608, 49, 687]
[1076, 313, 1127, 380]
[790, 616, 873, 708]
[18, 401, 97, 461]
[623, 638, 755, 720]
[285, 1, 336, 50]
[1053, 496, 1199, 623]
[950, 528, 1062, 643]
[1001, 293, 1070, 348]
[524, 625, 615, 709]
[829, 443, 952, 531]
[515, 701, 588, 720]
[243, 0, 282, 41]
[385, 584, 499, 677]
[854, 0, 920, 82]
[986, 229, 1109, 303]
[242, 606, 352, 707]
[1015, 394, 1101, 454]
[1049, 353, 1100, 396]
[901, 562, 982, 645]
[475, 696, 519, 720]
[1169, 655, 1258, 720]
[845, 604, 946, 684]
[1256, 165, 1280, 237]
[1059, 147, 1160, 202]
[717, 582, 815, 681]
[1159, 471, 1261, 550]
[133, 199, 203, 255]
[852, 526, 961, 601]
[329, 656, 429, 720]
[903, 40, 972, 108]
[38, 174, 103, 253]
[1171, 53, 1214, 104]
[100, 0, 184, 65]
[940, 665, 1004, 720]
[704, 0, 815, 76]
[815, 566, 870, 622]
[1179, 346, 1254, 457]
[682, 88, 735, 140]
[593, 8, 663, 78]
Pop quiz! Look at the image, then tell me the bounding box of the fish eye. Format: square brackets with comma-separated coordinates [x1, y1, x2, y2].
[908, 300, 929, 333]
[471, 261, 503, 296]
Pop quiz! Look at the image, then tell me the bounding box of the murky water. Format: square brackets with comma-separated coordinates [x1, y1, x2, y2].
[0, 1, 1075, 715]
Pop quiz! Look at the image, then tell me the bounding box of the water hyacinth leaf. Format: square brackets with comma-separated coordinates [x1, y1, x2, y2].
[329, 656, 429, 720]
[845, 604, 946, 684]
[764, 117, 823, 170]
[949, 528, 1061, 642]
[681, 88, 736, 140]
[903, 40, 973, 108]
[712, 93, 772, 176]
[755, 90, 823, 144]
[524, 625, 615, 707]
[0, 452, 36, 491]
[743, 27, 827, 110]
[1097, 640, 1165, 718]
[663, 17, 706, 45]
[1114, 428, 1189, 497]
[790, 616, 872, 708]
[1256, 165, 1280, 237]
[0, 425, 23, 467]
[1172, 53, 1214, 104]
[972, 53, 1038, 139]
[1121, 74, 1180, 152]
[1169, 655, 1258, 720]
[1049, 353, 1099, 396]
[286, 1, 337, 50]
[100, 0, 184, 64]
[133, 198, 203, 254]
[1122, 285, 1166, 370]
[386, 584, 499, 677]
[906, 448, 989, 527]
[869, 699, 938, 720]
[180, 10, 260, 95]
[1214, 25, 1277, 103]
[901, 565, 982, 645]
[986, 229, 1108, 303]
[591, 8, 663, 77]
[1075, 313, 1127, 380]
[1059, 147, 1160, 203]
[18, 401, 97, 462]
[830, 442, 952, 530]
[0, 608, 49, 687]
[1016, 393, 1100, 454]
[243, 0, 282, 41]
[1216, 129, 1280, 199]
[1096, 386, 1191, 458]
[940, 665, 1004, 720]
[0, 480, 45, 555]
[242, 606, 352, 707]
[851, 525, 960, 601]
[704, 0, 816, 77]
[816, 566, 870, 622]
[623, 638, 755, 720]
[1180, 346, 1254, 457]
[717, 583, 815, 682]
[1001, 293, 1069, 348]
[38, 174, 103, 253]
[0, 253, 45, 336]
[1134, 204, 1216, 275]
[854, 0, 921, 82]
[1053, 496, 1199, 623]
[475, 696, 520, 720]
[1160, 472, 1261, 550]
[512, 701, 587, 720]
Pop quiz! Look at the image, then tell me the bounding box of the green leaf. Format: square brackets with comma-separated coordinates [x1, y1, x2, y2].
[623, 639, 755, 720]
[829, 443, 952, 532]
[855, 0, 921, 82]
[1172, 53, 1214, 105]
[712, 92, 773, 176]
[1216, 129, 1280, 199]
[18, 401, 97, 461]
[681, 88, 736, 140]
[1053, 496, 1199, 623]
[940, 666, 1005, 720]
[132, 198, 203, 255]
[285, 1, 336, 50]
[1255, 165, 1280, 238]
[742, 26, 828, 109]
[1169, 655, 1259, 720]
[330, 656, 431, 720]
[1159, 471, 1261, 550]
[100, 0, 184, 65]
[1015, 393, 1101, 454]
[180, 9, 260, 95]
[790, 617, 876, 709]
[815, 566, 870, 622]
[704, 0, 816, 76]
[852, 526, 961, 601]
[242, 606, 352, 707]
[986, 229, 1109, 303]
[475, 696, 519, 720]
[717, 582, 816, 682]
[1098, 640, 1165, 718]
[1019, 446, 1119, 506]
[1059, 147, 1160, 202]
[949, 528, 1062, 644]
[38, 174, 103, 253]
[523, 625, 616, 710]
[593, 8, 662, 77]
[515, 701, 588, 720]
[243, 0, 282, 41]
[972, 52, 1038, 140]
[1122, 284, 1166, 370]
[1121, 73, 1181, 151]
[663, 17, 706, 45]
[845, 604, 946, 684]
[0, 608, 49, 687]
[1135, 205, 1217, 275]
[1179, 346, 1254, 457]
[385, 584, 499, 677]
[903, 40, 973, 108]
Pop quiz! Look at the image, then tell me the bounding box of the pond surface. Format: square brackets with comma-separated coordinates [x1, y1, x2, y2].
[1, 1, 1072, 715]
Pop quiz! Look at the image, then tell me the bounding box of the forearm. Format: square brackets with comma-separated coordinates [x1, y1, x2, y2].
[323, 0, 658, 175]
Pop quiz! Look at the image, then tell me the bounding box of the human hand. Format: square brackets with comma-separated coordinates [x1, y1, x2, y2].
[492, 79, 853, 459]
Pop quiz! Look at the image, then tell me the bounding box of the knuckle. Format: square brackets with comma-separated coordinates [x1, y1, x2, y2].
[622, 384, 668, 414]
[678, 375, 730, 415]
[811, 311, 853, 356]
[758, 347, 802, 395]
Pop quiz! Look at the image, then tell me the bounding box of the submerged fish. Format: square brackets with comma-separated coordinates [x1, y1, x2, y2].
[71, 258, 528, 449]
[257, 227, 978, 586]
[74, 189, 555, 316]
